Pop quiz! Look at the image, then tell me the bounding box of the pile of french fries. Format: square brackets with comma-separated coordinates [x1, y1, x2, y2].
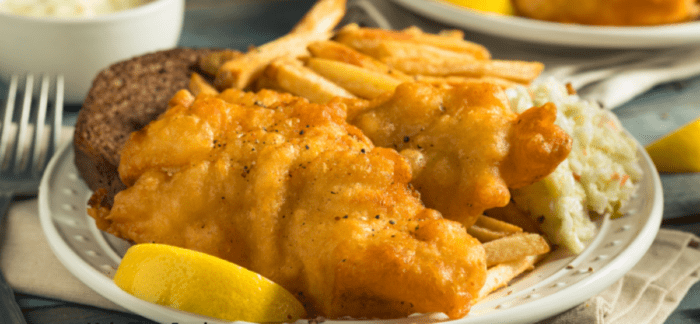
[190, 0, 543, 102]
[472, 215, 550, 300]
[189, 0, 550, 305]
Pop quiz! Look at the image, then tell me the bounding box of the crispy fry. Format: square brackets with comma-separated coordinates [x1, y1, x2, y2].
[189, 72, 219, 97]
[475, 215, 523, 234]
[413, 75, 524, 89]
[215, 34, 331, 90]
[214, 0, 346, 90]
[263, 58, 355, 103]
[485, 202, 541, 234]
[307, 40, 414, 82]
[335, 24, 491, 60]
[435, 28, 465, 40]
[291, 0, 347, 34]
[199, 50, 243, 77]
[467, 225, 509, 243]
[476, 255, 539, 301]
[306, 57, 402, 99]
[468, 215, 524, 243]
[333, 24, 542, 83]
[168, 89, 195, 108]
[483, 233, 550, 267]
[335, 36, 481, 65]
[384, 55, 543, 84]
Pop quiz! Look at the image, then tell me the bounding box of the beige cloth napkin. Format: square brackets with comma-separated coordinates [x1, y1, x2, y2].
[541, 229, 700, 324]
[1, 198, 699, 323]
[0, 199, 127, 313]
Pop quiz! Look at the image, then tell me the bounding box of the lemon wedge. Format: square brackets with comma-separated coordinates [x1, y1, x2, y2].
[442, 0, 514, 15]
[646, 117, 700, 173]
[114, 243, 306, 322]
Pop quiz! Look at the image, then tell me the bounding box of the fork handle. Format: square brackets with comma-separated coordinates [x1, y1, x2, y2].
[0, 194, 27, 324]
[0, 272, 25, 324]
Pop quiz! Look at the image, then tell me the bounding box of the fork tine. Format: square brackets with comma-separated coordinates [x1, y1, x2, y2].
[0, 75, 19, 171]
[30, 74, 50, 175]
[50, 75, 64, 159]
[13, 74, 34, 174]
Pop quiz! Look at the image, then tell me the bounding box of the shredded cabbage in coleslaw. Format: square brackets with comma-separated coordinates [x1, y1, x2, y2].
[505, 78, 643, 253]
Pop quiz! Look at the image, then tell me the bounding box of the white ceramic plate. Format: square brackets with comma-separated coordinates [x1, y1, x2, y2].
[391, 0, 700, 48]
[39, 139, 663, 324]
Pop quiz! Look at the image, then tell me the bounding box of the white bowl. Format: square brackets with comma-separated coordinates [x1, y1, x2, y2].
[0, 0, 185, 104]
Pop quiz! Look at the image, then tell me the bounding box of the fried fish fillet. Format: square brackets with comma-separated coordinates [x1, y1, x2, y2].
[512, 0, 700, 26]
[89, 88, 486, 319]
[345, 82, 572, 228]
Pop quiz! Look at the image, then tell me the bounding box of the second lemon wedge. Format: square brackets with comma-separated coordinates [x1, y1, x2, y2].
[114, 243, 306, 322]
[646, 116, 700, 173]
[442, 0, 514, 15]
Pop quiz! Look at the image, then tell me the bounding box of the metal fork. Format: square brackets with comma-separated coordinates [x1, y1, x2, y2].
[0, 74, 64, 324]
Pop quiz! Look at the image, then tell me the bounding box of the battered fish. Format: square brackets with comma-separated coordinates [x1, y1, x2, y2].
[345, 82, 572, 228]
[89, 88, 486, 319]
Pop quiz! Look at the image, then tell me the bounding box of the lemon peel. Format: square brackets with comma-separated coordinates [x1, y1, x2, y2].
[442, 0, 514, 15]
[114, 243, 306, 322]
[646, 116, 700, 173]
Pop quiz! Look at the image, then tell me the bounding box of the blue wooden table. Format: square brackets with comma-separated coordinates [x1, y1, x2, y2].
[7, 0, 700, 322]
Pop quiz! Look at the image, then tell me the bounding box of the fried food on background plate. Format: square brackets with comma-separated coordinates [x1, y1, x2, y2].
[512, 0, 700, 26]
[88, 88, 487, 319]
[343, 81, 572, 228]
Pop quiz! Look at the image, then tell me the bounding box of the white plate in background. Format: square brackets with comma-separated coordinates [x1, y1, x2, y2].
[391, 0, 700, 48]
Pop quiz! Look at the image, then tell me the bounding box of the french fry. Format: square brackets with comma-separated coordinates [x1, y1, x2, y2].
[336, 36, 483, 66]
[335, 24, 491, 60]
[476, 255, 539, 301]
[383, 55, 544, 84]
[168, 89, 195, 108]
[307, 40, 414, 82]
[467, 215, 523, 242]
[291, 0, 347, 35]
[334, 25, 543, 83]
[306, 57, 402, 99]
[214, 0, 346, 90]
[483, 233, 550, 267]
[215, 33, 331, 91]
[468, 226, 509, 243]
[199, 50, 243, 77]
[263, 58, 355, 104]
[413, 75, 524, 90]
[435, 28, 465, 40]
[484, 202, 541, 234]
[189, 72, 219, 97]
[403, 26, 465, 41]
[475, 215, 523, 235]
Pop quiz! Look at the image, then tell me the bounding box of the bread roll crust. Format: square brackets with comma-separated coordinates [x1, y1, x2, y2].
[74, 48, 215, 207]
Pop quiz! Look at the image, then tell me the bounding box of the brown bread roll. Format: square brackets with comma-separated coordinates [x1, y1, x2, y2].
[74, 48, 216, 207]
